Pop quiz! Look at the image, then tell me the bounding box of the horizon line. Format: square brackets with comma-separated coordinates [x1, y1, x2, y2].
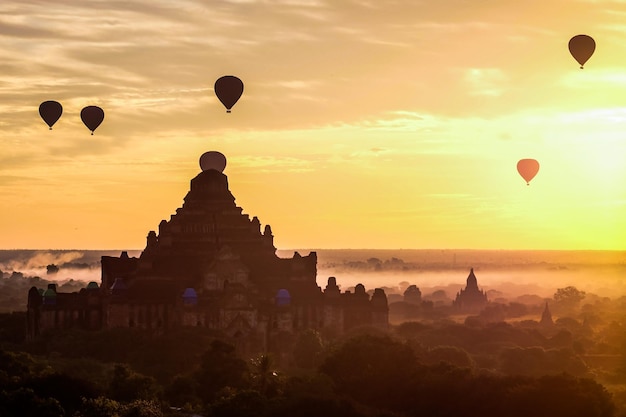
[0, 248, 624, 252]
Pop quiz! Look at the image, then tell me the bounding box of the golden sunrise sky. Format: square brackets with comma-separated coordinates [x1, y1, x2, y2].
[0, 0, 625, 250]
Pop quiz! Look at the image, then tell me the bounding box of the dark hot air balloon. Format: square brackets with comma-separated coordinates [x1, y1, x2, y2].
[214, 76, 244, 113]
[39, 101, 63, 130]
[199, 151, 227, 172]
[80, 106, 104, 135]
[517, 159, 540, 185]
[569, 35, 595, 69]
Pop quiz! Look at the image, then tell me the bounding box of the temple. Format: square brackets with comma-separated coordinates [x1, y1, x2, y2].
[453, 268, 488, 313]
[26, 154, 388, 350]
[540, 302, 553, 326]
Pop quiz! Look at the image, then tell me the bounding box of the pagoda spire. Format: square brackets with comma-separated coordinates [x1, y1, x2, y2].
[540, 301, 553, 326]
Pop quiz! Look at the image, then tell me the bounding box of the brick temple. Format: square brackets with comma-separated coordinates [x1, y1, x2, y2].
[27, 153, 388, 349]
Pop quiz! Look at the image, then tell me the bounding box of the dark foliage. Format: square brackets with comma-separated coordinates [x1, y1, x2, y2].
[24, 372, 101, 415]
[0, 312, 27, 344]
[320, 334, 418, 408]
[0, 387, 65, 417]
[194, 339, 250, 404]
[320, 334, 616, 417]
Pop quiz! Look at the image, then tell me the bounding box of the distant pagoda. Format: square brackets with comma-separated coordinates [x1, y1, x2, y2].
[540, 301, 554, 326]
[453, 268, 488, 313]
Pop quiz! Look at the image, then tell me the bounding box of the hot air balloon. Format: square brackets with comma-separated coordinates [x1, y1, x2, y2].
[39, 101, 63, 130]
[80, 106, 104, 135]
[199, 151, 227, 172]
[569, 35, 595, 69]
[214, 76, 244, 113]
[517, 159, 540, 185]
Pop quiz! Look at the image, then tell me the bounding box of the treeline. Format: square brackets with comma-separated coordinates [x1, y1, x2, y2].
[0, 321, 619, 417]
[0, 272, 87, 313]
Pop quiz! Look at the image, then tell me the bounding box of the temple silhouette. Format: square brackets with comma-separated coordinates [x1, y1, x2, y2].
[27, 155, 389, 349]
[453, 268, 488, 312]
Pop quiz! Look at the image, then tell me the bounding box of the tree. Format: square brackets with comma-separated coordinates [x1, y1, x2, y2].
[554, 286, 586, 310]
[121, 399, 163, 417]
[163, 374, 200, 409]
[194, 340, 250, 403]
[499, 347, 589, 377]
[25, 372, 100, 415]
[207, 390, 268, 417]
[423, 345, 475, 368]
[74, 396, 122, 417]
[366, 257, 382, 266]
[319, 334, 417, 408]
[250, 354, 281, 397]
[503, 374, 615, 417]
[108, 364, 159, 403]
[292, 329, 324, 369]
[70, 397, 165, 417]
[0, 387, 65, 417]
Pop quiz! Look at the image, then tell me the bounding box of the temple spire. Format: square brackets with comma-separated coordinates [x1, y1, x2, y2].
[466, 267, 478, 290]
[540, 301, 553, 326]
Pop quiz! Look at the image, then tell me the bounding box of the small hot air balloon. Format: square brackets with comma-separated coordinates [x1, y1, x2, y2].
[199, 151, 227, 172]
[214, 76, 244, 113]
[569, 35, 595, 69]
[517, 159, 540, 185]
[39, 101, 63, 130]
[80, 106, 104, 135]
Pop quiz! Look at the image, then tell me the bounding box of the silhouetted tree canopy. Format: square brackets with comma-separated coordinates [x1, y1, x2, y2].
[292, 329, 324, 369]
[499, 346, 589, 377]
[195, 340, 250, 404]
[320, 334, 615, 417]
[555, 286, 586, 311]
[108, 364, 159, 403]
[320, 334, 417, 408]
[0, 387, 65, 417]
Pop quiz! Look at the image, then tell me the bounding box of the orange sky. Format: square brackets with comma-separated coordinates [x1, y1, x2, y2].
[0, 0, 625, 250]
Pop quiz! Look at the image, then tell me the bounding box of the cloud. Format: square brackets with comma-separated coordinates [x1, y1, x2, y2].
[0, 175, 38, 186]
[463, 68, 508, 96]
[231, 155, 314, 173]
[0, 0, 576, 139]
[559, 68, 626, 89]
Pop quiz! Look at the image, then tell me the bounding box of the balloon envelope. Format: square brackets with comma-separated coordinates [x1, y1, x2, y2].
[214, 76, 244, 113]
[39, 101, 63, 129]
[80, 106, 104, 134]
[200, 151, 227, 172]
[517, 159, 540, 185]
[569, 35, 595, 68]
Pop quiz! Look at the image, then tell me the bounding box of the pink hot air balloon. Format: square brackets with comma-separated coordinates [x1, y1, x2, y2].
[569, 34, 595, 69]
[517, 159, 540, 185]
[39, 100, 63, 130]
[80, 106, 104, 135]
[214, 76, 244, 113]
[199, 151, 227, 172]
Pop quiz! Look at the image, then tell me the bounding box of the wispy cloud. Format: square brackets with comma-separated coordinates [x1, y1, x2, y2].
[231, 155, 314, 173]
[463, 68, 508, 96]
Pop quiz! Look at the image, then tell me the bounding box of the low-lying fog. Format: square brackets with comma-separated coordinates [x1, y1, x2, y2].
[284, 249, 626, 301]
[315, 266, 626, 301]
[1, 249, 624, 302]
[0, 250, 142, 283]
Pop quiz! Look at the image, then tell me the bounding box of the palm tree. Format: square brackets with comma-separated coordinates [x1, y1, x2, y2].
[250, 354, 279, 397]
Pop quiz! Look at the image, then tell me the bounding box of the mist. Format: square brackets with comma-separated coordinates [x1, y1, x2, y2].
[315, 266, 626, 300]
[0, 249, 141, 283]
[294, 249, 626, 301]
[2, 249, 624, 301]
